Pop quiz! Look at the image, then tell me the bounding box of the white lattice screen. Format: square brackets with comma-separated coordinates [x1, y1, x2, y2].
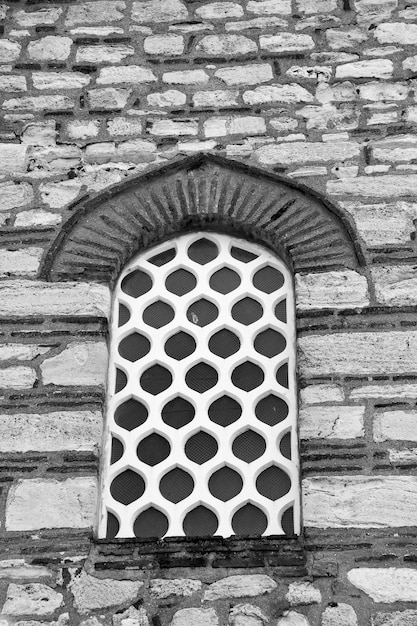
[98, 232, 299, 539]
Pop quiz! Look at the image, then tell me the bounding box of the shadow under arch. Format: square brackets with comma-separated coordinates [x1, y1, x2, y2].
[40, 153, 365, 284]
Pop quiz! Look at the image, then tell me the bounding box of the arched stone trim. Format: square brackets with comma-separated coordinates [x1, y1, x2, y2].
[40, 153, 365, 284]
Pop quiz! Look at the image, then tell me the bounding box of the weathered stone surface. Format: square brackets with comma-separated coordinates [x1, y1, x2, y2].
[28, 36, 72, 61]
[22, 121, 56, 146]
[13, 7, 62, 26]
[226, 16, 287, 30]
[244, 84, 313, 104]
[342, 201, 417, 245]
[150, 579, 202, 598]
[15, 211, 61, 228]
[0, 248, 43, 277]
[351, 383, 417, 400]
[299, 331, 417, 376]
[215, 64, 273, 86]
[286, 582, 321, 606]
[322, 603, 358, 626]
[76, 44, 134, 64]
[0, 181, 33, 211]
[88, 87, 131, 110]
[66, 1, 125, 26]
[0, 75, 27, 92]
[372, 610, 417, 625]
[296, 0, 337, 12]
[295, 271, 368, 310]
[247, 0, 291, 14]
[403, 55, 417, 72]
[326, 28, 368, 49]
[260, 33, 314, 53]
[0, 143, 27, 174]
[196, 35, 257, 56]
[0, 411, 102, 452]
[132, 0, 188, 23]
[204, 575, 276, 601]
[41, 341, 107, 387]
[107, 117, 142, 136]
[33, 72, 90, 90]
[204, 116, 266, 137]
[171, 608, 218, 626]
[97, 65, 156, 85]
[300, 384, 344, 404]
[193, 89, 238, 108]
[113, 606, 149, 626]
[0, 281, 109, 317]
[0, 559, 51, 580]
[195, 3, 243, 19]
[0, 367, 36, 389]
[303, 476, 417, 528]
[373, 410, 417, 443]
[336, 59, 393, 79]
[0, 40, 21, 62]
[69, 570, 143, 614]
[163, 69, 209, 84]
[1, 584, 63, 616]
[277, 612, 310, 626]
[371, 134, 417, 162]
[286, 65, 331, 81]
[356, 0, 397, 24]
[348, 568, 417, 602]
[359, 81, 409, 101]
[40, 180, 82, 208]
[0, 344, 50, 361]
[144, 34, 184, 55]
[375, 22, 417, 44]
[300, 406, 364, 440]
[3, 95, 74, 112]
[371, 266, 417, 306]
[6, 477, 97, 531]
[149, 119, 198, 136]
[229, 604, 268, 626]
[327, 175, 417, 197]
[257, 141, 358, 165]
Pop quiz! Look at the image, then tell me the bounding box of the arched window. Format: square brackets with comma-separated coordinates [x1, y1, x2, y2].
[98, 232, 299, 539]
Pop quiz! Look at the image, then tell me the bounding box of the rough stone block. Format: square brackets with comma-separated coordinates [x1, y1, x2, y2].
[149, 119, 198, 136]
[286, 582, 321, 606]
[196, 35, 257, 56]
[163, 69, 209, 84]
[277, 612, 311, 626]
[0, 367, 36, 389]
[204, 116, 266, 137]
[113, 606, 149, 626]
[300, 384, 344, 404]
[351, 383, 417, 400]
[40, 180, 82, 208]
[244, 84, 313, 105]
[204, 575, 276, 601]
[229, 604, 268, 625]
[0, 181, 33, 211]
[375, 22, 417, 44]
[13, 7, 62, 26]
[195, 3, 243, 19]
[0, 75, 27, 92]
[66, 1, 125, 26]
[327, 175, 417, 197]
[0, 344, 50, 361]
[193, 90, 238, 108]
[0, 144, 27, 174]
[87, 87, 131, 110]
[260, 33, 314, 53]
[6, 477, 97, 530]
[295, 270, 368, 310]
[371, 266, 417, 306]
[215, 63, 273, 85]
[359, 81, 409, 101]
[1, 584, 63, 616]
[0, 248, 43, 277]
[132, 0, 188, 23]
[76, 44, 134, 64]
[336, 59, 393, 79]
[226, 16, 287, 30]
[97, 65, 156, 85]
[69, 570, 143, 614]
[303, 476, 417, 528]
[33, 72, 90, 90]
[247, 0, 291, 14]
[296, 0, 337, 12]
[0, 410, 102, 452]
[144, 34, 184, 55]
[403, 55, 417, 72]
[341, 201, 417, 246]
[373, 410, 417, 443]
[171, 608, 218, 626]
[299, 331, 417, 376]
[14, 210, 61, 228]
[41, 341, 107, 387]
[322, 604, 358, 626]
[300, 406, 365, 440]
[0, 559, 52, 580]
[3, 95, 74, 112]
[355, 0, 397, 24]
[150, 579, 201, 598]
[0, 281, 110, 317]
[0, 40, 21, 63]
[326, 28, 368, 49]
[372, 610, 417, 625]
[348, 568, 417, 602]
[257, 140, 359, 165]
[107, 117, 142, 137]
[22, 120, 56, 146]
[28, 36, 72, 61]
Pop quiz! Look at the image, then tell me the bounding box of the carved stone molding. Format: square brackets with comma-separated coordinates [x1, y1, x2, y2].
[40, 154, 365, 283]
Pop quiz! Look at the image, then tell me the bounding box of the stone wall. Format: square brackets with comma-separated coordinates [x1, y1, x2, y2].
[1, 0, 417, 624]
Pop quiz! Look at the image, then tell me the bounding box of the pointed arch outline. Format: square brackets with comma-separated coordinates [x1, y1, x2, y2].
[40, 153, 365, 284]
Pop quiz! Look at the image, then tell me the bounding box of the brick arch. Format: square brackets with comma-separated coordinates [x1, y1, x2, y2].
[40, 153, 365, 283]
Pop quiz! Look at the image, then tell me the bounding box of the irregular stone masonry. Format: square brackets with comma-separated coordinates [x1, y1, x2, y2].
[0, 0, 417, 624]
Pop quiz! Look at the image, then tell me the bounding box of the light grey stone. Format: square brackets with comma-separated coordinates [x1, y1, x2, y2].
[303, 476, 417, 528]
[295, 270, 368, 309]
[196, 35, 257, 56]
[28, 36, 72, 61]
[0, 143, 27, 174]
[229, 604, 268, 626]
[286, 582, 321, 606]
[348, 568, 417, 602]
[193, 90, 239, 108]
[204, 116, 266, 137]
[260, 33, 314, 53]
[0, 410, 102, 452]
[326, 28, 368, 49]
[351, 383, 417, 400]
[97, 65, 156, 85]
[359, 81, 409, 101]
[6, 477, 97, 531]
[69, 570, 143, 614]
[372, 609, 417, 625]
[88, 87, 131, 110]
[41, 341, 107, 387]
[150, 579, 201, 598]
[113, 606, 149, 626]
[244, 84, 313, 105]
[0, 367, 37, 389]
[195, 3, 244, 19]
[322, 603, 358, 626]
[257, 141, 359, 165]
[15, 211, 61, 228]
[371, 134, 417, 163]
[132, 0, 188, 23]
[298, 330, 417, 376]
[226, 16, 287, 30]
[106, 117, 141, 136]
[372, 266, 417, 306]
[336, 59, 393, 79]
[286, 65, 331, 81]
[342, 201, 417, 246]
[163, 69, 209, 84]
[327, 175, 417, 197]
[0, 559, 51, 580]
[0, 181, 33, 211]
[66, 120, 100, 141]
[215, 64, 273, 86]
[66, 1, 125, 26]
[356, 0, 397, 24]
[170, 608, 218, 626]
[300, 384, 344, 405]
[0, 75, 26, 92]
[33, 72, 90, 90]
[403, 55, 417, 72]
[1, 584, 63, 616]
[0, 40, 21, 62]
[13, 7, 62, 26]
[375, 22, 417, 44]
[0, 248, 43, 277]
[76, 44, 134, 64]
[300, 406, 365, 440]
[144, 34, 184, 55]
[277, 612, 311, 626]
[0, 344, 50, 361]
[247, 0, 291, 14]
[373, 410, 417, 443]
[149, 119, 198, 136]
[204, 575, 276, 601]
[296, 0, 337, 12]
[22, 121, 56, 146]
[3, 95, 74, 112]
[40, 180, 82, 208]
